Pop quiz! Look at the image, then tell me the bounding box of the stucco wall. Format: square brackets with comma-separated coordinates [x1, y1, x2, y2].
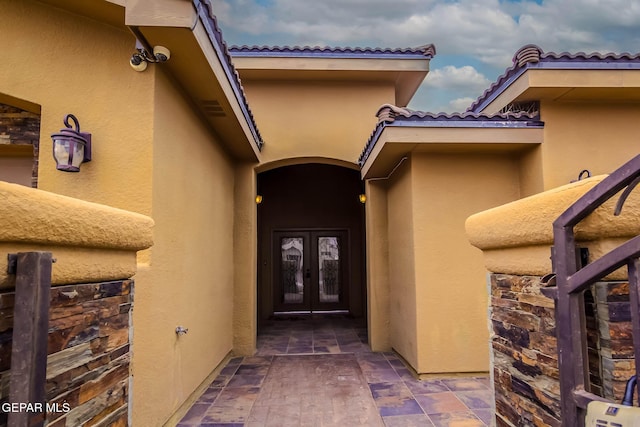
[518, 146, 544, 197]
[241, 80, 394, 167]
[132, 69, 236, 426]
[405, 153, 520, 374]
[386, 159, 419, 368]
[540, 102, 640, 190]
[1, 3, 241, 423]
[0, 0, 153, 216]
[365, 180, 391, 351]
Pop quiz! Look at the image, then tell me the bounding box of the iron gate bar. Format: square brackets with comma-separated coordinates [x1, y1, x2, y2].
[566, 234, 640, 293]
[629, 258, 640, 406]
[7, 252, 52, 427]
[553, 153, 640, 427]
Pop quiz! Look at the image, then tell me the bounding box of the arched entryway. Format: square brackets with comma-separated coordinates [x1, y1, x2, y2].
[257, 163, 366, 322]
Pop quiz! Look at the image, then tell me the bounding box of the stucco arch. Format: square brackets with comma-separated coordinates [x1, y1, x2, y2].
[255, 156, 360, 174]
[254, 161, 367, 320]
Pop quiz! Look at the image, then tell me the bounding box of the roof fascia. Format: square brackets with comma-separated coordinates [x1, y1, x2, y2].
[360, 122, 543, 179]
[232, 56, 430, 73]
[472, 60, 640, 114]
[124, 0, 263, 159]
[124, 0, 196, 27]
[192, 0, 263, 154]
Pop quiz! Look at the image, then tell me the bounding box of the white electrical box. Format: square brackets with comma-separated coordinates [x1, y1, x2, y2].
[586, 401, 640, 426]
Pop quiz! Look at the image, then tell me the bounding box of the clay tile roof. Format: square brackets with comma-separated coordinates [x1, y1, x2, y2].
[229, 44, 436, 59]
[358, 103, 543, 168]
[467, 44, 640, 113]
[196, 0, 263, 150]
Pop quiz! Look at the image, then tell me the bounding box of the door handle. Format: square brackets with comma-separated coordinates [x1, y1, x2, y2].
[305, 268, 310, 278]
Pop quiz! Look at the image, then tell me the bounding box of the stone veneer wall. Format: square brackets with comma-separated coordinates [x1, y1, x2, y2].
[491, 273, 636, 427]
[0, 279, 133, 426]
[0, 104, 40, 188]
[593, 282, 636, 401]
[491, 273, 561, 427]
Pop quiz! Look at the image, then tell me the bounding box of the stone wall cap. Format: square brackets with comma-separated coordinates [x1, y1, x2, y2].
[0, 181, 154, 250]
[466, 174, 640, 251]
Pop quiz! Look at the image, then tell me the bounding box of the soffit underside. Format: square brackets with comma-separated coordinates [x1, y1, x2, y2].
[361, 126, 543, 179]
[481, 69, 640, 114]
[36, 0, 125, 28]
[233, 58, 429, 107]
[133, 25, 262, 161]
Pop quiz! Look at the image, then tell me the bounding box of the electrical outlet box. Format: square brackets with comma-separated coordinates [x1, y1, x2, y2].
[586, 401, 640, 426]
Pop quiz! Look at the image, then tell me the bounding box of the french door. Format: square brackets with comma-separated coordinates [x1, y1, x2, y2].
[273, 230, 349, 313]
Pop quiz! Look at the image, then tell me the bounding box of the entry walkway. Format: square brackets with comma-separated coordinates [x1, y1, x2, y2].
[178, 315, 494, 426]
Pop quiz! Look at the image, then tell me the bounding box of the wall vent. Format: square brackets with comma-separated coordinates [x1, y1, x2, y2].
[201, 100, 225, 117]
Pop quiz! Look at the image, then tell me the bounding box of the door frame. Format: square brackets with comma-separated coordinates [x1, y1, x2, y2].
[272, 228, 350, 314]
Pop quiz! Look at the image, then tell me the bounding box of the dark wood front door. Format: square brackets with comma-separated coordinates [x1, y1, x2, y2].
[273, 230, 349, 313]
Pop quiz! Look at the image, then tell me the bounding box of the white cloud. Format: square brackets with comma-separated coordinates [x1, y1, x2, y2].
[448, 97, 477, 113]
[213, 0, 640, 111]
[214, 0, 640, 65]
[424, 66, 491, 92]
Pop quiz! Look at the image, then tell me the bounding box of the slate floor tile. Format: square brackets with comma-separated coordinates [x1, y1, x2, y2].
[414, 391, 468, 414]
[428, 411, 485, 427]
[383, 414, 435, 427]
[472, 407, 495, 425]
[405, 379, 450, 395]
[442, 378, 490, 391]
[456, 390, 493, 409]
[178, 315, 496, 427]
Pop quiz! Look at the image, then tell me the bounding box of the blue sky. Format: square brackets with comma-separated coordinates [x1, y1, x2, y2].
[212, 0, 640, 113]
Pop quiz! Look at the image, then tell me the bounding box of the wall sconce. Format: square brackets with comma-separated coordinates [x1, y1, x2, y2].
[359, 194, 367, 204]
[51, 114, 92, 172]
[255, 195, 263, 204]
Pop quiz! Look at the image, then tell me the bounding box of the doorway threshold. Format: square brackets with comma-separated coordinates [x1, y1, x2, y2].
[272, 310, 350, 316]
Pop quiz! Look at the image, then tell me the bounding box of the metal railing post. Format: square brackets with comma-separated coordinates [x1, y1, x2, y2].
[6, 252, 53, 427]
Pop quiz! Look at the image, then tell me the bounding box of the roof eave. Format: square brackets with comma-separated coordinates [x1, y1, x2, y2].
[360, 119, 544, 179]
[124, 0, 264, 161]
[231, 46, 434, 106]
[469, 45, 640, 114]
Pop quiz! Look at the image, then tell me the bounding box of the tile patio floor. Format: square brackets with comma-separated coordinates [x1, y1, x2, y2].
[178, 315, 495, 427]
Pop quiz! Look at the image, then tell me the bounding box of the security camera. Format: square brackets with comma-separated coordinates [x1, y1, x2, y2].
[130, 55, 148, 72]
[153, 46, 171, 62]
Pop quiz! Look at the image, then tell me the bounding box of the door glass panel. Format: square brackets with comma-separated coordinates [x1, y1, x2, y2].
[280, 237, 304, 304]
[318, 237, 340, 303]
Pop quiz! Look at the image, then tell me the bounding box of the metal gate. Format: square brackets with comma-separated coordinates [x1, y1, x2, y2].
[545, 155, 640, 426]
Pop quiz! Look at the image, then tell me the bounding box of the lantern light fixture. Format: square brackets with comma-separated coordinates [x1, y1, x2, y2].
[255, 195, 263, 204]
[359, 194, 367, 204]
[51, 114, 92, 172]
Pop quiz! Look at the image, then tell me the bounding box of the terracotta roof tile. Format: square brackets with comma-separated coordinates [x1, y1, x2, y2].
[358, 104, 543, 168]
[229, 44, 436, 58]
[468, 44, 640, 113]
[196, 0, 264, 150]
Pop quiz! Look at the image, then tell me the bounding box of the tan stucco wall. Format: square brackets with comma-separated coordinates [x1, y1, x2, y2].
[378, 153, 522, 374]
[518, 146, 544, 197]
[365, 180, 391, 351]
[386, 159, 419, 368]
[132, 69, 236, 426]
[467, 174, 640, 278]
[540, 102, 640, 190]
[233, 163, 258, 355]
[0, 0, 153, 217]
[0, 181, 153, 287]
[409, 153, 520, 374]
[240, 80, 395, 167]
[1, 3, 244, 423]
